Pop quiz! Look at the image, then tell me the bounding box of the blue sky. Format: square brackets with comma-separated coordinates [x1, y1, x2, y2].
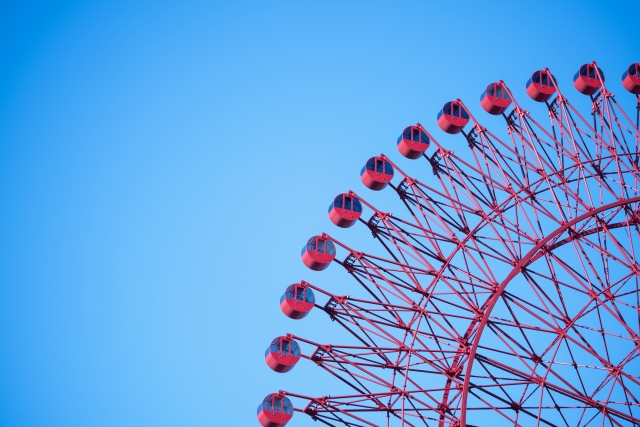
[0, 1, 638, 426]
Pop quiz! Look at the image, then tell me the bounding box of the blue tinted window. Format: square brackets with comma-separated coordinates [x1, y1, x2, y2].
[421, 131, 429, 144]
[437, 110, 443, 119]
[376, 159, 383, 173]
[307, 237, 316, 251]
[366, 157, 375, 171]
[353, 198, 362, 213]
[444, 102, 452, 115]
[334, 194, 343, 209]
[259, 398, 270, 413]
[344, 197, 352, 210]
[496, 85, 503, 98]
[580, 64, 588, 77]
[285, 285, 294, 298]
[526, 77, 532, 88]
[384, 161, 393, 175]
[504, 90, 511, 101]
[318, 239, 325, 253]
[274, 397, 283, 413]
[403, 127, 411, 139]
[597, 67, 605, 82]
[305, 287, 315, 304]
[461, 107, 469, 119]
[532, 71, 540, 84]
[326, 240, 336, 256]
[264, 396, 274, 411]
[283, 398, 293, 414]
[412, 128, 419, 142]
[630, 65, 638, 76]
[541, 73, 549, 86]
[573, 71, 579, 82]
[487, 83, 495, 96]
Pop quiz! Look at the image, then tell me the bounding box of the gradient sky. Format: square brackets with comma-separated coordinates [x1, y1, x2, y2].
[0, 1, 638, 426]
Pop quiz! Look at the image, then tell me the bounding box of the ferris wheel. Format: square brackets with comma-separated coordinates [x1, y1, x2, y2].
[258, 62, 640, 427]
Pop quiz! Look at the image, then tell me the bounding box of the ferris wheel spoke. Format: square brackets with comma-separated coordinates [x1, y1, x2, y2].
[298, 391, 456, 426]
[402, 184, 471, 238]
[615, 376, 640, 421]
[262, 64, 640, 427]
[482, 321, 539, 373]
[463, 132, 523, 200]
[496, 306, 636, 420]
[428, 160, 499, 218]
[324, 294, 466, 373]
[523, 266, 575, 325]
[511, 121, 562, 183]
[464, 385, 534, 427]
[549, 253, 639, 342]
[554, 99, 598, 160]
[470, 351, 637, 424]
[383, 217, 445, 262]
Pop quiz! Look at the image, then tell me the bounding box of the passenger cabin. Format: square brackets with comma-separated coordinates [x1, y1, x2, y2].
[622, 63, 640, 94]
[328, 193, 363, 228]
[480, 82, 513, 115]
[397, 125, 430, 159]
[264, 336, 301, 373]
[526, 70, 557, 102]
[437, 101, 469, 134]
[301, 236, 336, 271]
[360, 156, 394, 190]
[257, 394, 293, 427]
[280, 283, 315, 319]
[573, 64, 605, 95]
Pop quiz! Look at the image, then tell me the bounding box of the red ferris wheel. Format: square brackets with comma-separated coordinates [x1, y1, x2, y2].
[258, 61, 640, 427]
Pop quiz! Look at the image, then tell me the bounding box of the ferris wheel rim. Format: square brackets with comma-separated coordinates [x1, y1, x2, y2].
[260, 62, 640, 427]
[458, 195, 640, 426]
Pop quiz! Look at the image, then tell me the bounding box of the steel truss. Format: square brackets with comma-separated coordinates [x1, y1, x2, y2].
[270, 64, 640, 427]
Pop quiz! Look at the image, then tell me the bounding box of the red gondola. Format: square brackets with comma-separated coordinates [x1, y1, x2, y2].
[622, 63, 640, 94]
[397, 125, 430, 159]
[280, 283, 315, 319]
[301, 236, 336, 271]
[328, 193, 363, 227]
[480, 82, 513, 115]
[437, 101, 469, 134]
[360, 156, 394, 190]
[525, 70, 557, 102]
[264, 336, 301, 373]
[573, 63, 605, 95]
[257, 393, 293, 427]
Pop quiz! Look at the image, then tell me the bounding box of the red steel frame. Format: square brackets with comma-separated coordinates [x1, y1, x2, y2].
[266, 62, 640, 427]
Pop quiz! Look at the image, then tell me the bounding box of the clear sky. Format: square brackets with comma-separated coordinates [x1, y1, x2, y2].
[0, 1, 638, 426]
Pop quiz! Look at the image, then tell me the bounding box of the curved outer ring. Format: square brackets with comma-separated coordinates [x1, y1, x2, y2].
[429, 151, 628, 423]
[458, 196, 640, 426]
